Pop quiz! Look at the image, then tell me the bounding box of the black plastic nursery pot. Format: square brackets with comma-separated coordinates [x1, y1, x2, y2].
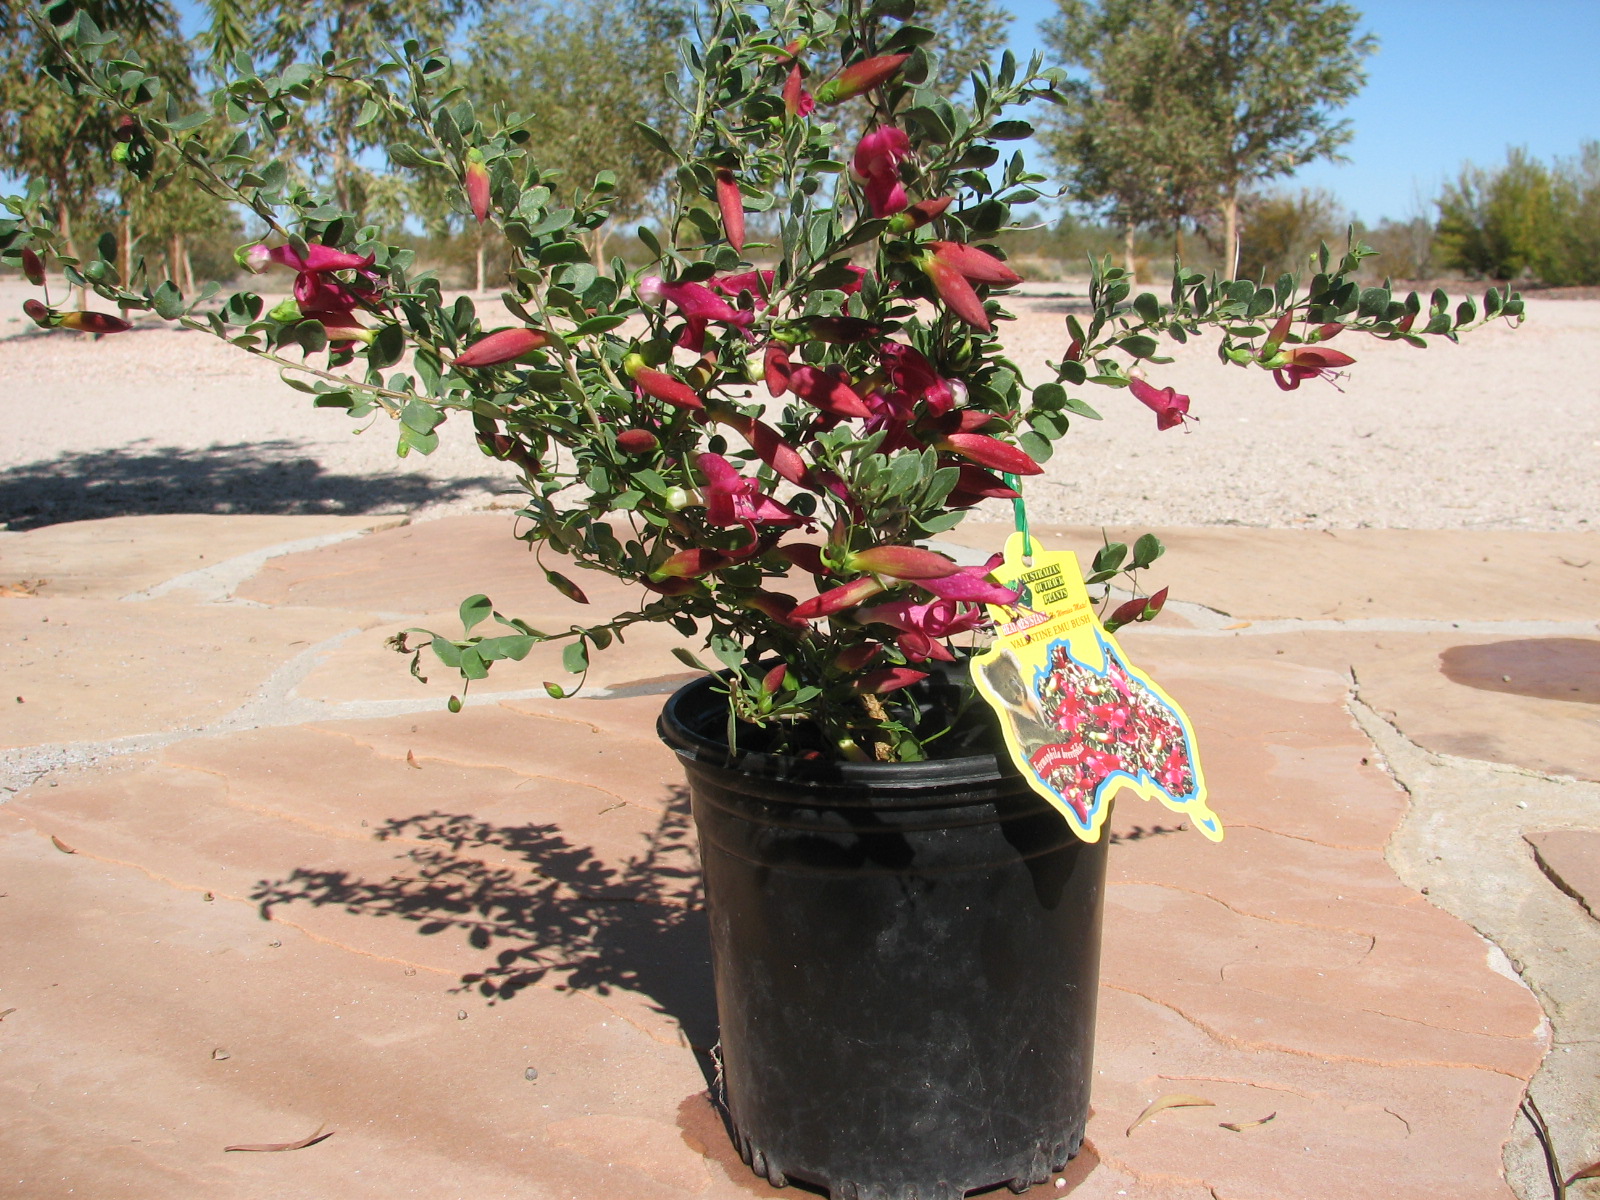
[659, 675, 1109, 1200]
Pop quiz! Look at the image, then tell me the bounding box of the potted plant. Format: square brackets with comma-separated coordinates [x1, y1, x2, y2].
[4, 1, 1520, 1194]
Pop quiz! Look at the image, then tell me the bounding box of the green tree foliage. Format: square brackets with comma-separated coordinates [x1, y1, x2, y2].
[1436, 143, 1600, 285]
[0, 0, 191, 260]
[463, 0, 687, 230]
[1041, 0, 1217, 267]
[1235, 186, 1343, 282]
[197, 0, 481, 216]
[1042, 0, 1374, 275]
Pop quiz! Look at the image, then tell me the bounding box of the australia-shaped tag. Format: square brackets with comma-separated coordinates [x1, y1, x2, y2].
[970, 532, 1221, 844]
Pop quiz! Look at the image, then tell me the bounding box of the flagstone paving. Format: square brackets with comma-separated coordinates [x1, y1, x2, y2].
[2, 511, 1597, 1200]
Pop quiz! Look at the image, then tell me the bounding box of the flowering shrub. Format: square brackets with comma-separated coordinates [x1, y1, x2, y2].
[2, 0, 1522, 761]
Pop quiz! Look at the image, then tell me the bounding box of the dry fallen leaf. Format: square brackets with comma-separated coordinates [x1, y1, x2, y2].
[50, 836, 76, 855]
[406, 749, 421, 769]
[0, 579, 47, 598]
[1221, 621, 1252, 630]
[1220, 1112, 1276, 1132]
[0, 1008, 17, 1020]
[1127, 1094, 1215, 1136]
[1567, 1160, 1600, 1186]
[225, 1127, 334, 1153]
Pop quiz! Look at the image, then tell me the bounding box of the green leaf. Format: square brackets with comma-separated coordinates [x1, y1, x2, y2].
[368, 322, 405, 369]
[633, 122, 679, 161]
[459, 593, 492, 633]
[458, 647, 489, 680]
[400, 400, 442, 434]
[1019, 430, 1052, 464]
[151, 280, 183, 319]
[571, 313, 628, 336]
[1132, 533, 1164, 569]
[562, 639, 589, 674]
[1093, 542, 1128, 574]
[672, 647, 711, 671]
[988, 119, 1033, 140]
[1120, 334, 1159, 359]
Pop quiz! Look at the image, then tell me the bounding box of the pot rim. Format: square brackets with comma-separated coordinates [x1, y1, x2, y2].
[658, 672, 1024, 798]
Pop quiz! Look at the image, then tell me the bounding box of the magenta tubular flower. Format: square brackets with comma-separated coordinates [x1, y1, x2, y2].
[638, 275, 755, 352]
[742, 590, 809, 631]
[918, 554, 1022, 605]
[916, 241, 1021, 332]
[791, 575, 889, 621]
[855, 596, 984, 663]
[815, 53, 911, 105]
[1127, 375, 1192, 431]
[783, 62, 815, 117]
[937, 432, 1042, 475]
[851, 126, 911, 218]
[709, 270, 775, 306]
[652, 548, 738, 580]
[57, 310, 131, 334]
[787, 365, 872, 419]
[697, 453, 808, 536]
[615, 429, 660, 455]
[465, 153, 491, 224]
[715, 169, 746, 253]
[877, 342, 954, 417]
[1273, 346, 1356, 391]
[453, 327, 555, 368]
[851, 666, 928, 695]
[947, 464, 1019, 504]
[714, 410, 811, 487]
[763, 341, 793, 396]
[624, 354, 705, 410]
[845, 544, 960, 581]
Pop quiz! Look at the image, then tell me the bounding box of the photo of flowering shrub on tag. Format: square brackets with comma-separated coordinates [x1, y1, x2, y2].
[973, 532, 1219, 843]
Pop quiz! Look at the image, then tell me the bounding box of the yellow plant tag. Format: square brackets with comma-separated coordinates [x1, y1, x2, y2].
[970, 533, 1221, 844]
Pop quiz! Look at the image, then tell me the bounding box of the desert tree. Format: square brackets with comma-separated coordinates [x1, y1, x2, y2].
[1042, 0, 1374, 276]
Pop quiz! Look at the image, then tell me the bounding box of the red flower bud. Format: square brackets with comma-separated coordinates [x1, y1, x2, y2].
[937, 432, 1042, 475]
[887, 197, 952, 235]
[57, 310, 131, 334]
[917, 241, 1022, 332]
[833, 644, 882, 673]
[22, 298, 53, 327]
[112, 114, 139, 143]
[845, 544, 960, 580]
[815, 54, 910, 104]
[1109, 587, 1168, 628]
[453, 327, 555, 368]
[615, 429, 660, 455]
[783, 62, 815, 118]
[20, 249, 45, 287]
[715, 169, 745, 254]
[851, 666, 928, 695]
[791, 575, 887, 620]
[624, 356, 705, 411]
[465, 153, 491, 224]
[652, 547, 737, 579]
[763, 342, 792, 396]
[760, 663, 790, 694]
[804, 315, 882, 343]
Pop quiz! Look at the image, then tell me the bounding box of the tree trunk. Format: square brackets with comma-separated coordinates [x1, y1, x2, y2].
[1174, 221, 1184, 260]
[183, 243, 195, 293]
[474, 228, 486, 295]
[121, 211, 133, 285]
[59, 205, 84, 309]
[1223, 194, 1240, 280]
[1123, 222, 1136, 278]
[170, 234, 183, 288]
[590, 220, 611, 269]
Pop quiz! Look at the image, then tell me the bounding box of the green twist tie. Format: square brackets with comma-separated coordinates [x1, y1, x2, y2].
[1003, 472, 1035, 563]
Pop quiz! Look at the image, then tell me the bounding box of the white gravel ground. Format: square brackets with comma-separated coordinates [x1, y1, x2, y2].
[1, 277, 1595, 532]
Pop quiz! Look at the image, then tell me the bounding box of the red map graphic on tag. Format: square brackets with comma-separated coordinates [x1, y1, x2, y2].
[1026, 632, 1198, 822]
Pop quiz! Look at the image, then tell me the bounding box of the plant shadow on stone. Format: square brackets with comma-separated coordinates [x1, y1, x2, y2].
[250, 784, 716, 1063]
[0, 439, 499, 530]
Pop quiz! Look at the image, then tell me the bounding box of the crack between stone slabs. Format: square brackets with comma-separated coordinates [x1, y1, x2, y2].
[1110, 878, 1383, 946]
[1101, 982, 1532, 1079]
[1345, 688, 1600, 1200]
[118, 523, 403, 605]
[1215, 821, 1382, 854]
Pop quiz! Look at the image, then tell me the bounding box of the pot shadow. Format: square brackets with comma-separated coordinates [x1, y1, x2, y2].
[0, 440, 501, 530]
[249, 784, 717, 1077]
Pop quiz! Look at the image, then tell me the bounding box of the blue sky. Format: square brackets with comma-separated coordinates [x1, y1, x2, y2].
[165, 0, 1599, 226]
[1002, 0, 1600, 225]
